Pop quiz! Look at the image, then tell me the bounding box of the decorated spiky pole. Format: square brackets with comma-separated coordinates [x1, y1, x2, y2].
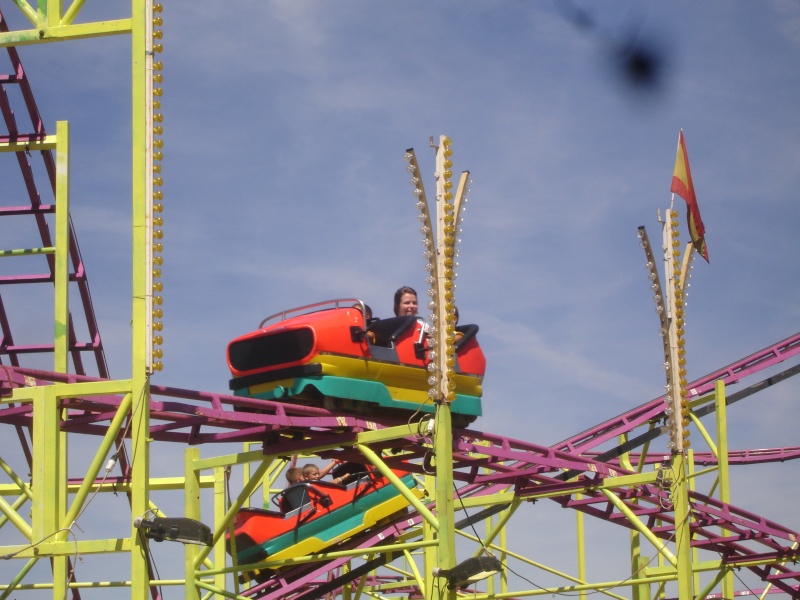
[636, 130, 708, 599]
[638, 214, 698, 600]
[404, 137, 470, 408]
[404, 135, 471, 596]
[638, 212, 695, 455]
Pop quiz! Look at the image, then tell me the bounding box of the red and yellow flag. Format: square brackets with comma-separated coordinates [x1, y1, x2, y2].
[670, 130, 709, 262]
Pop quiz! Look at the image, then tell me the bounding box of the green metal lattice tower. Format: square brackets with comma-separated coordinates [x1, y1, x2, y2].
[1, 2, 160, 597]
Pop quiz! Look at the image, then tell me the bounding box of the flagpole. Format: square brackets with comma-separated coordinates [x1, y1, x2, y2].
[680, 243, 695, 292]
[670, 128, 681, 214]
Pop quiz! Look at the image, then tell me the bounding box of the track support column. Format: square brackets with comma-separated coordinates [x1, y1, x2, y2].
[671, 452, 694, 600]
[434, 404, 456, 599]
[131, 0, 153, 597]
[715, 380, 734, 599]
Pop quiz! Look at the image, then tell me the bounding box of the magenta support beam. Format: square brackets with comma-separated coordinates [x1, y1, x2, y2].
[0, 8, 108, 378]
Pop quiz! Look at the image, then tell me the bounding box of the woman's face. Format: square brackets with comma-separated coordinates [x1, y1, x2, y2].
[397, 293, 418, 316]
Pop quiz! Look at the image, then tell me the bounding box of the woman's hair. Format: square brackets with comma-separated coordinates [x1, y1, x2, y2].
[393, 286, 417, 316]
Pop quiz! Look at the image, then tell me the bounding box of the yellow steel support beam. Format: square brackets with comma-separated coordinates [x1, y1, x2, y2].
[602, 489, 677, 567]
[0, 0, 131, 47]
[670, 452, 694, 600]
[213, 464, 231, 596]
[131, 0, 153, 595]
[0, 136, 58, 151]
[0, 494, 33, 539]
[53, 120, 69, 373]
[57, 393, 133, 542]
[0, 0, 153, 595]
[356, 443, 440, 530]
[714, 380, 735, 599]
[29, 385, 65, 598]
[185, 447, 202, 600]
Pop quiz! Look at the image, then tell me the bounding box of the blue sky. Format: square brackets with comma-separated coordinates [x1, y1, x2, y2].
[2, 1, 800, 596]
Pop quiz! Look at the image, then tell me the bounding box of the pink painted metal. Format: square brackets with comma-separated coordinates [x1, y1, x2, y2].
[0, 9, 107, 378]
[1, 327, 799, 597]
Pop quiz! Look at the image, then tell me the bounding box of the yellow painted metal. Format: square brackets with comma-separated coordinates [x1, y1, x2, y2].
[194, 447, 269, 471]
[0, 134, 57, 151]
[247, 353, 483, 405]
[470, 499, 518, 559]
[0, 495, 32, 538]
[632, 547, 652, 600]
[670, 452, 695, 600]
[479, 540, 632, 600]
[0, 247, 56, 257]
[54, 120, 69, 373]
[0, 6, 130, 47]
[213, 464, 231, 596]
[0, 466, 31, 498]
[57, 392, 133, 542]
[499, 511, 509, 596]
[3, 537, 133, 559]
[455, 491, 516, 509]
[0, 1, 164, 595]
[8, 0, 36, 24]
[130, 0, 151, 376]
[714, 380, 735, 599]
[0, 121, 69, 596]
[433, 403, 455, 600]
[576, 493, 587, 600]
[695, 567, 731, 600]
[209, 538, 439, 577]
[618, 434, 651, 600]
[687, 450, 702, 593]
[403, 547, 428, 594]
[603, 471, 660, 488]
[423, 472, 437, 599]
[184, 447, 202, 599]
[0, 558, 39, 599]
[131, 0, 153, 596]
[8, 379, 134, 402]
[432, 136, 457, 599]
[357, 423, 417, 445]
[193, 455, 274, 570]
[29, 387, 58, 581]
[603, 489, 678, 566]
[356, 443, 439, 529]
[0, 121, 68, 598]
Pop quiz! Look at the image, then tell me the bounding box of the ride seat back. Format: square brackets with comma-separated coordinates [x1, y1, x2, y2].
[367, 316, 417, 348]
[453, 324, 485, 375]
[279, 484, 311, 513]
[276, 482, 334, 514]
[455, 324, 479, 352]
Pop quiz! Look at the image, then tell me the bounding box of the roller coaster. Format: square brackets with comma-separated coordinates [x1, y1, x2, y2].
[227, 298, 486, 426]
[2, 4, 800, 600]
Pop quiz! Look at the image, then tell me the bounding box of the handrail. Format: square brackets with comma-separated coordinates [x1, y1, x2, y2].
[258, 298, 366, 329]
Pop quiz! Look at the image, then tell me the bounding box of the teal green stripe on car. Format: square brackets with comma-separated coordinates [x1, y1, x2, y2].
[236, 375, 481, 417]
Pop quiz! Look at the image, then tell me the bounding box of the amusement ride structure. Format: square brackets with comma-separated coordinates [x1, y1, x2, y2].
[2, 3, 800, 599]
